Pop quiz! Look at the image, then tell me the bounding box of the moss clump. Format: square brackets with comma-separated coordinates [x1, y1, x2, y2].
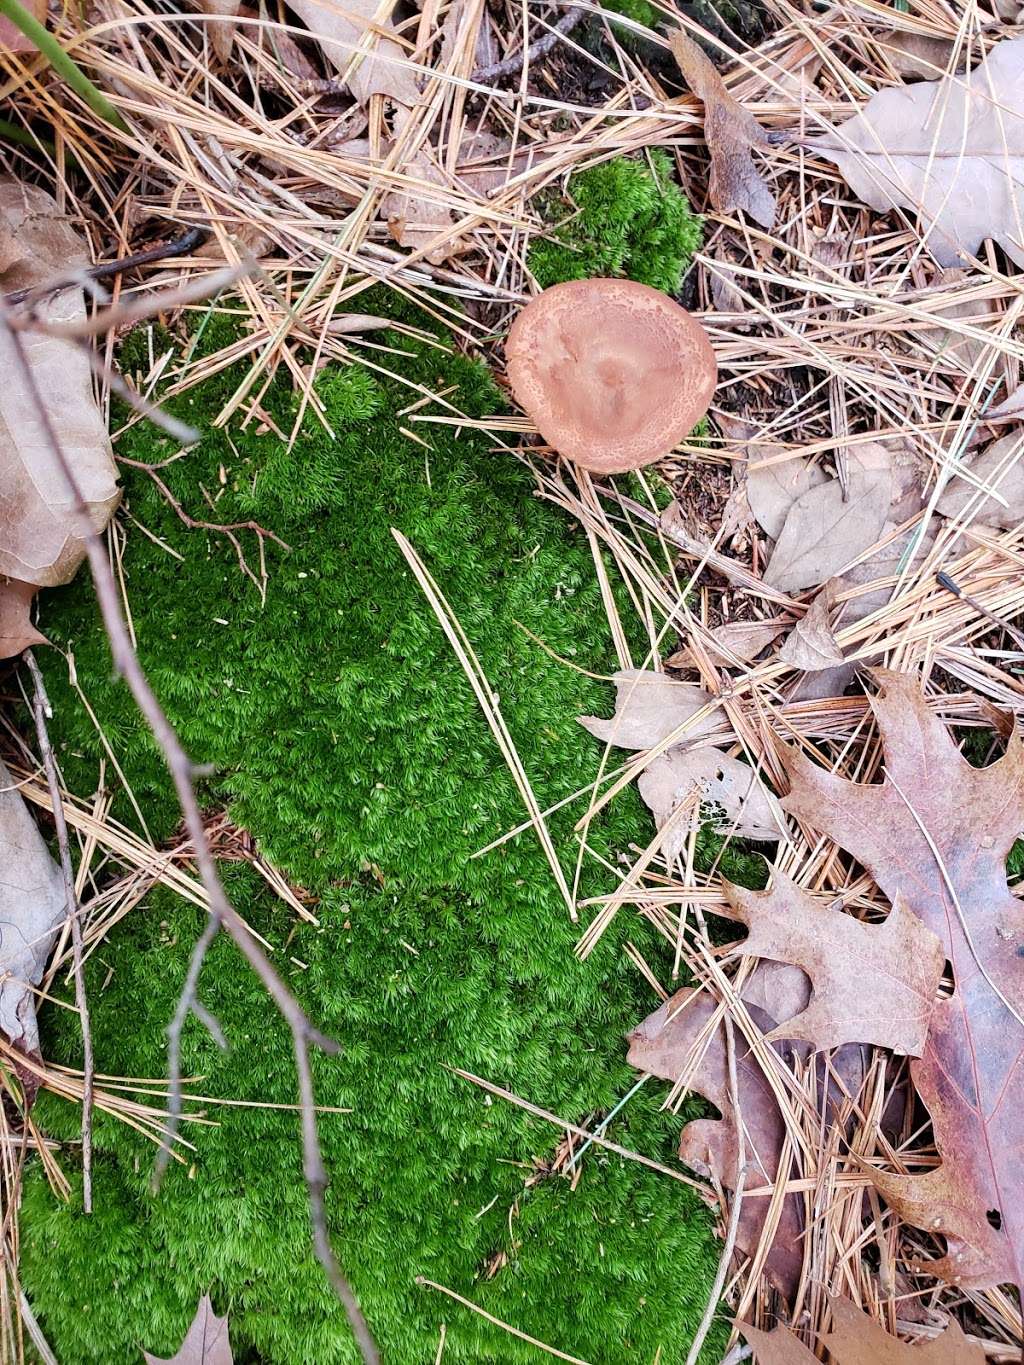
[21, 305, 723, 1363]
[528, 151, 701, 295]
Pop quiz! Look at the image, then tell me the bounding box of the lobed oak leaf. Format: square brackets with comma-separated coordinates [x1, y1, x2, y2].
[578, 669, 717, 750]
[720, 873, 944, 1055]
[781, 668, 1024, 1289]
[742, 1293, 985, 1363]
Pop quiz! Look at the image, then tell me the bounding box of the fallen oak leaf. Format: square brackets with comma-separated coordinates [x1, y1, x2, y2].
[0, 757, 67, 1091]
[670, 30, 777, 228]
[764, 444, 892, 593]
[741, 1293, 985, 1363]
[628, 979, 806, 1297]
[0, 577, 45, 657]
[578, 669, 717, 750]
[638, 748, 783, 857]
[720, 873, 944, 1055]
[817, 37, 1024, 268]
[782, 668, 1024, 1289]
[144, 1295, 232, 1364]
[0, 177, 120, 655]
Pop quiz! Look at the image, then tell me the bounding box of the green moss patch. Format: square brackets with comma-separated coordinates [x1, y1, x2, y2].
[528, 151, 702, 295]
[22, 306, 722, 1363]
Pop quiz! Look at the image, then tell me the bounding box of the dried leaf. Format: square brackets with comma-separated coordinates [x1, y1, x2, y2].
[289, 0, 420, 107]
[820, 37, 1024, 269]
[936, 432, 1024, 529]
[917, 270, 998, 376]
[779, 585, 845, 672]
[0, 179, 120, 595]
[670, 30, 777, 229]
[628, 980, 805, 1296]
[745, 450, 829, 542]
[720, 874, 944, 1055]
[764, 444, 892, 593]
[986, 383, 1024, 424]
[196, 0, 240, 62]
[0, 0, 44, 52]
[782, 669, 1024, 1289]
[0, 759, 66, 1068]
[666, 619, 785, 671]
[0, 577, 45, 658]
[880, 31, 961, 81]
[579, 669, 716, 750]
[638, 748, 783, 856]
[144, 1296, 232, 1365]
[742, 1295, 985, 1363]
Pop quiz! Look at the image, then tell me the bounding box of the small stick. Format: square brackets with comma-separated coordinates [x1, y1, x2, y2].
[3, 228, 208, 309]
[22, 651, 95, 1214]
[1, 316, 379, 1365]
[473, 7, 585, 84]
[935, 571, 1024, 653]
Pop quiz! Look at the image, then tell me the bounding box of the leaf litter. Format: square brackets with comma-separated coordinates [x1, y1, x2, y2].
[5, 0, 1024, 1359]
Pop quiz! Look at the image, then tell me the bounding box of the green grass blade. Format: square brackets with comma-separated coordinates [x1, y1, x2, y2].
[0, 0, 127, 133]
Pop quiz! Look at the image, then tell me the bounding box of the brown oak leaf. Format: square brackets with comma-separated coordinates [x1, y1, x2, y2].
[742, 1293, 985, 1363]
[720, 873, 944, 1055]
[782, 669, 1024, 1289]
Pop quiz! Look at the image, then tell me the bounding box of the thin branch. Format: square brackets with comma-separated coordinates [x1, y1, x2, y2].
[472, 7, 585, 84]
[23, 651, 95, 1215]
[1, 313, 379, 1365]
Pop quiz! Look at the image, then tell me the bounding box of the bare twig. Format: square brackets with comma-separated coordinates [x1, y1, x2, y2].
[2, 227, 208, 309]
[22, 651, 95, 1215]
[116, 454, 290, 599]
[1, 315, 379, 1365]
[472, 7, 586, 84]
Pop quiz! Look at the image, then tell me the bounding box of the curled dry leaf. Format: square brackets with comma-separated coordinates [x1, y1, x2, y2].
[0, 758, 67, 1075]
[782, 669, 1024, 1289]
[779, 584, 845, 673]
[578, 669, 716, 750]
[764, 444, 892, 593]
[638, 748, 782, 856]
[936, 432, 1024, 529]
[670, 30, 777, 228]
[144, 1295, 232, 1364]
[820, 37, 1024, 269]
[627, 980, 805, 1296]
[742, 1293, 985, 1364]
[0, 177, 120, 657]
[721, 874, 944, 1055]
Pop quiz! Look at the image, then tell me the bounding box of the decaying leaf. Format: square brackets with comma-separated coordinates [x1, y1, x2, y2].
[670, 30, 777, 229]
[638, 748, 783, 856]
[628, 979, 806, 1296]
[666, 619, 786, 671]
[0, 758, 67, 1069]
[917, 270, 998, 377]
[935, 432, 1024, 529]
[578, 669, 716, 750]
[720, 874, 944, 1055]
[985, 383, 1024, 424]
[742, 1294, 985, 1363]
[879, 30, 960, 81]
[0, 178, 120, 656]
[779, 585, 845, 672]
[782, 669, 1024, 1289]
[144, 1296, 232, 1364]
[745, 448, 829, 542]
[0, 578, 45, 657]
[820, 37, 1024, 268]
[764, 444, 892, 593]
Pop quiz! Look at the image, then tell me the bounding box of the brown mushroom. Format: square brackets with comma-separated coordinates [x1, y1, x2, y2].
[505, 278, 717, 474]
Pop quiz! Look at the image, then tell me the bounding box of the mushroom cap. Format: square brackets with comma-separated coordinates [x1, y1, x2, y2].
[505, 278, 717, 474]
